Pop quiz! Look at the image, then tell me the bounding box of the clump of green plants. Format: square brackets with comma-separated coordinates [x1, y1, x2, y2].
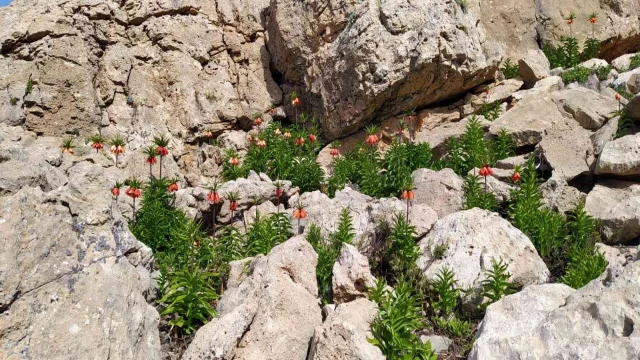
[306, 208, 355, 304]
[443, 116, 515, 176]
[479, 100, 502, 121]
[507, 157, 607, 285]
[430, 267, 474, 341]
[543, 13, 601, 69]
[328, 138, 436, 198]
[9, 96, 19, 106]
[502, 59, 519, 80]
[560, 65, 591, 84]
[463, 174, 498, 211]
[479, 258, 516, 308]
[368, 278, 438, 360]
[594, 65, 612, 81]
[25, 75, 33, 96]
[222, 121, 324, 193]
[615, 110, 636, 139]
[629, 53, 640, 70]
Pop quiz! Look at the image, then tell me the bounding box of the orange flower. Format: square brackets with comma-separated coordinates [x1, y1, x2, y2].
[284, 131, 292, 139]
[229, 157, 240, 166]
[257, 140, 267, 148]
[229, 200, 238, 212]
[365, 134, 379, 146]
[168, 182, 178, 192]
[401, 189, 414, 200]
[111, 187, 120, 197]
[479, 165, 493, 177]
[254, 117, 263, 126]
[146, 156, 157, 165]
[511, 172, 521, 183]
[274, 128, 282, 136]
[293, 207, 307, 219]
[204, 130, 213, 139]
[207, 191, 221, 204]
[294, 137, 305, 146]
[91, 142, 104, 151]
[308, 134, 317, 142]
[291, 97, 300, 107]
[615, 93, 621, 101]
[330, 148, 339, 157]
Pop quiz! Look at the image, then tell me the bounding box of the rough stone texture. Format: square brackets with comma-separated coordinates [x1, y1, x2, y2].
[518, 49, 550, 88]
[596, 133, 640, 176]
[613, 68, 640, 93]
[411, 168, 465, 217]
[536, 126, 595, 182]
[612, 53, 636, 71]
[408, 203, 439, 238]
[470, 260, 640, 360]
[417, 209, 549, 306]
[183, 236, 322, 360]
[420, 335, 452, 354]
[289, 188, 405, 249]
[585, 179, 640, 244]
[308, 298, 385, 360]
[414, 116, 492, 157]
[629, 94, 640, 120]
[495, 154, 528, 170]
[464, 79, 524, 108]
[473, 0, 640, 62]
[595, 243, 639, 280]
[490, 92, 573, 147]
[551, 88, 620, 130]
[540, 178, 585, 215]
[591, 117, 620, 156]
[512, 75, 564, 101]
[267, 0, 502, 139]
[0, 187, 161, 360]
[332, 243, 377, 304]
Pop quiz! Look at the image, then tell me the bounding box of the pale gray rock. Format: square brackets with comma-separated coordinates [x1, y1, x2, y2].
[539, 178, 585, 215]
[612, 53, 637, 72]
[596, 133, 640, 176]
[591, 117, 620, 156]
[585, 179, 640, 244]
[536, 126, 595, 182]
[518, 49, 550, 88]
[417, 209, 549, 307]
[411, 168, 465, 217]
[307, 298, 385, 360]
[184, 236, 322, 360]
[420, 335, 452, 354]
[551, 87, 619, 129]
[332, 243, 377, 304]
[470, 260, 640, 360]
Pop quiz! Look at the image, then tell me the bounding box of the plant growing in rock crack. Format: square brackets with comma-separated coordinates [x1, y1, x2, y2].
[143, 146, 157, 178]
[479, 100, 502, 121]
[368, 278, 438, 360]
[463, 174, 498, 211]
[226, 191, 239, 219]
[89, 133, 106, 153]
[159, 267, 218, 335]
[431, 266, 459, 318]
[125, 177, 143, 223]
[222, 149, 245, 181]
[561, 65, 591, 84]
[479, 258, 516, 308]
[594, 65, 612, 81]
[109, 135, 126, 167]
[153, 135, 170, 179]
[502, 59, 519, 79]
[630, 53, 640, 70]
[292, 199, 307, 235]
[493, 128, 516, 160]
[61, 138, 75, 155]
[24, 75, 33, 97]
[387, 213, 419, 274]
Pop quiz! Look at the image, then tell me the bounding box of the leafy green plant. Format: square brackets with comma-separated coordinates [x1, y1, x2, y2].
[479, 100, 502, 121]
[159, 267, 218, 335]
[9, 96, 18, 105]
[615, 110, 636, 139]
[493, 129, 516, 160]
[244, 211, 293, 257]
[433, 243, 449, 260]
[480, 258, 516, 306]
[431, 267, 459, 317]
[594, 65, 612, 81]
[543, 36, 581, 69]
[434, 315, 472, 338]
[25, 76, 33, 96]
[369, 278, 437, 360]
[502, 59, 519, 79]
[581, 38, 600, 61]
[387, 214, 419, 274]
[560, 250, 607, 288]
[463, 174, 498, 211]
[630, 53, 640, 70]
[332, 208, 355, 245]
[222, 149, 247, 181]
[561, 65, 591, 84]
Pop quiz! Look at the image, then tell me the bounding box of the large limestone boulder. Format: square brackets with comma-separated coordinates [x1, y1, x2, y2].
[332, 243, 377, 304]
[308, 299, 385, 360]
[417, 209, 549, 306]
[267, 0, 502, 139]
[0, 187, 161, 360]
[489, 93, 573, 147]
[289, 188, 405, 248]
[511, 75, 564, 101]
[585, 179, 640, 244]
[536, 126, 595, 182]
[518, 49, 550, 88]
[183, 236, 322, 360]
[596, 133, 640, 176]
[470, 260, 640, 359]
[551, 88, 620, 130]
[473, 0, 640, 62]
[539, 178, 585, 215]
[411, 168, 465, 217]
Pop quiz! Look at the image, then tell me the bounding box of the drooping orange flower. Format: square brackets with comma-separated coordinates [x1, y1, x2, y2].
[615, 93, 621, 101]
[257, 140, 267, 148]
[294, 137, 305, 146]
[125, 187, 141, 199]
[291, 97, 300, 107]
[401, 189, 415, 200]
[511, 172, 522, 183]
[330, 148, 339, 157]
[111, 187, 120, 197]
[168, 182, 178, 192]
[229, 200, 238, 212]
[229, 157, 240, 166]
[293, 206, 307, 219]
[479, 165, 493, 177]
[207, 191, 221, 204]
[254, 117, 263, 126]
[204, 130, 213, 139]
[365, 134, 379, 146]
[308, 134, 317, 142]
[146, 156, 157, 165]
